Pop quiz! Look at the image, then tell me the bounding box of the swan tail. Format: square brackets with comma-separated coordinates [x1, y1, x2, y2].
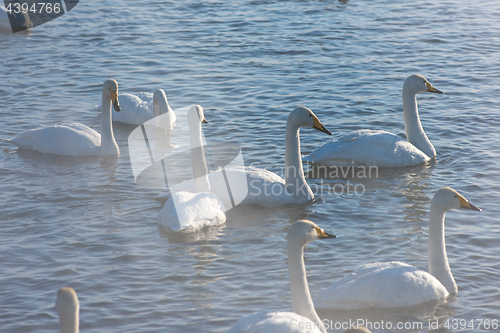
[5, 137, 37, 151]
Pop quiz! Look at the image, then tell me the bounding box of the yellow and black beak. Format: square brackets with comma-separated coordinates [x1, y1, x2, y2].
[458, 195, 481, 212]
[314, 226, 337, 239]
[110, 90, 121, 112]
[312, 116, 332, 135]
[202, 117, 208, 124]
[426, 81, 443, 94]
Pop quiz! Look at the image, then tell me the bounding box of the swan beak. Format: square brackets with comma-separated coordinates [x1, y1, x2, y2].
[314, 226, 337, 239]
[202, 117, 208, 124]
[426, 82, 443, 94]
[458, 195, 482, 212]
[312, 116, 332, 135]
[110, 90, 121, 112]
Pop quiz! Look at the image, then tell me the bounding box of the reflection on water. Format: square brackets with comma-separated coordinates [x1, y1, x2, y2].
[317, 297, 455, 333]
[13, 148, 104, 166]
[160, 223, 225, 244]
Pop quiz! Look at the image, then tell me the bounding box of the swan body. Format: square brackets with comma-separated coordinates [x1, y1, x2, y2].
[313, 187, 481, 310]
[100, 89, 176, 126]
[158, 105, 226, 232]
[304, 75, 443, 168]
[158, 191, 226, 233]
[8, 79, 121, 156]
[303, 129, 429, 168]
[228, 220, 336, 333]
[56, 287, 79, 333]
[217, 106, 331, 208]
[313, 261, 448, 310]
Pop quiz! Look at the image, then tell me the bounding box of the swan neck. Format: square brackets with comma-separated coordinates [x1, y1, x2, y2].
[153, 97, 161, 117]
[59, 311, 79, 333]
[154, 94, 169, 118]
[189, 118, 210, 192]
[100, 90, 118, 154]
[284, 119, 309, 195]
[287, 242, 326, 333]
[402, 88, 435, 158]
[428, 205, 457, 293]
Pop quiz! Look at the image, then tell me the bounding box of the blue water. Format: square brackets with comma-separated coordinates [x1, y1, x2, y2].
[1, 0, 500, 332]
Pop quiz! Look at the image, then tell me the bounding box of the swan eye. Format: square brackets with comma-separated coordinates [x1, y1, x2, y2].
[309, 114, 312, 117]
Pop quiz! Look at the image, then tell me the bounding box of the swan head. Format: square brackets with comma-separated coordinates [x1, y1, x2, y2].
[103, 79, 121, 112]
[431, 187, 481, 212]
[287, 220, 336, 248]
[289, 106, 332, 135]
[55, 287, 79, 330]
[187, 105, 208, 126]
[404, 74, 443, 95]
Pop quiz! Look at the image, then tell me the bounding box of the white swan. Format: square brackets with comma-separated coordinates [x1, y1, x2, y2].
[7, 79, 121, 156]
[0, 5, 33, 33]
[55, 287, 79, 333]
[313, 187, 481, 310]
[98, 89, 176, 126]
[211, 106, 331, 208]
[304, 75, 443, 168]
[158, 105, 226, 232]
[228, 220, 336, 333]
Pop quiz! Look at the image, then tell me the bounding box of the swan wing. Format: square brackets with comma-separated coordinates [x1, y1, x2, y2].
[221, 166, 312, 208]
[112, 92, 154, 125]
[8, 123, 101, 156]
[313, 261, 449, 309]
[228, 310, 323, 333]
[98, 92, 154, 125]
[304, 130, 430, 168]
[158, 191, 226, 232]
[244, 165, 286, 184]
[134, 92, 154, 101]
